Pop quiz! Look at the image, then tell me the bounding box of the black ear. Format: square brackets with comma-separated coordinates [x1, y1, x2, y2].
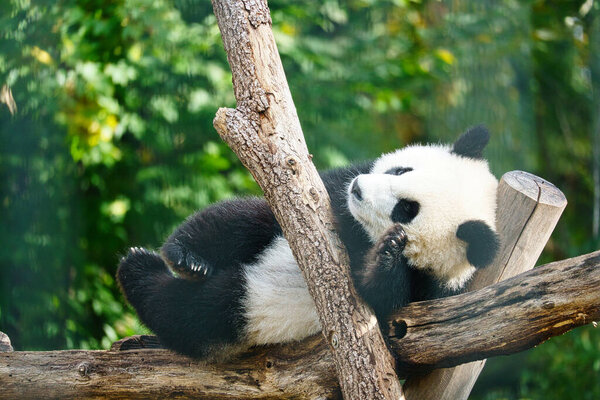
[456, 220, 499, 268]
[451, 125, 490, 159]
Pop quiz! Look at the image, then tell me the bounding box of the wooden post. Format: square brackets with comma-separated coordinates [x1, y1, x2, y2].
[403, 170, 567, 400]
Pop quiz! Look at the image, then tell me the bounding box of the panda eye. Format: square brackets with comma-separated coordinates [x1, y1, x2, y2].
[385, 167, 413, 176]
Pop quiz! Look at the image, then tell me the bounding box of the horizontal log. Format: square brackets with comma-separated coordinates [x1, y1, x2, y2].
[1, 250, 598, 399]
[389, 250, 600, 374]
[1, 335, 338, 399]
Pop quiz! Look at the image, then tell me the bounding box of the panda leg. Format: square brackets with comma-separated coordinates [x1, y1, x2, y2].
[117, 247, 247, 358]
[356, 224, 412, 325]
[161, 198, 281, 281]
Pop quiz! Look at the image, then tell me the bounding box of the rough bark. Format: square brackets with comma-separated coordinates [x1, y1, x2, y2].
[0, 337, 338, 399]
[210, 1, 403, 399]
[403, 170, 567, 400]
[2, 250, 599, 399]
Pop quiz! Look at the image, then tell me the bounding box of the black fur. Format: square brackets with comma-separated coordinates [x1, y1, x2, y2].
[384, 167, 413, 176]
[451, 125, 490, 159]
[323, 161, 375, 274]
[357, 223, 463, 327]
[161, 198, 282, 280]
[456, 220, 500, 268]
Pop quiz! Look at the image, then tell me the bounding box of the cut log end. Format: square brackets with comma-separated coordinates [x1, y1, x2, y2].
[502, 170, 567, 207]
[213, 107, 235, 138]
[1, 331, 13, 352]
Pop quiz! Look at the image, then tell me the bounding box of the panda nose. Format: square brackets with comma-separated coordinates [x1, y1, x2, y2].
[351, 179, 363, 201]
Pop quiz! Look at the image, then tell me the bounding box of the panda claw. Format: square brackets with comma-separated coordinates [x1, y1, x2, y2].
[129, 247, 147, 255]
[167, 253, 212, 281]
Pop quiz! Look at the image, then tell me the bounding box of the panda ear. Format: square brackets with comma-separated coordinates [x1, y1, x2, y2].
[456, 220, 499, 268]
[451, 125, 490, 159]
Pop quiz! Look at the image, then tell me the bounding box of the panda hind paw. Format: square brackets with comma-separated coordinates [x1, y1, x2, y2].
[162, 242, 212, 281]
[171, 252, 212, 280]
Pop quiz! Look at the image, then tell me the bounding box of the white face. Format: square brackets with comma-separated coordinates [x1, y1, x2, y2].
[347, 144, 498, 289]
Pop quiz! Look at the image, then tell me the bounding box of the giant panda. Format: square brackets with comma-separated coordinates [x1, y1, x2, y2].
[117, 126, 499, 359]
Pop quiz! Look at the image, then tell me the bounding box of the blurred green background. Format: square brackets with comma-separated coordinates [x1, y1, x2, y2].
[1, 0, 598, 398]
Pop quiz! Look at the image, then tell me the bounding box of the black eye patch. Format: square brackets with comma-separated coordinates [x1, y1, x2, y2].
[391, 199, 420, 224]
[384, 167, 413, 176]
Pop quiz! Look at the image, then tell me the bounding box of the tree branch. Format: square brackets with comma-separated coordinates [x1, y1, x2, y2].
[210, 1, 402, 399]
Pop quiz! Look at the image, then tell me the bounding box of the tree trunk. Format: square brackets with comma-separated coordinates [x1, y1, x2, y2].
[210, 1, 403, 399]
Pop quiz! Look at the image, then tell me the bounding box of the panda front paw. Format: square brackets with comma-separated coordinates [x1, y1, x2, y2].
[374, 224, 407, 269]
[161, 241, 212, 281]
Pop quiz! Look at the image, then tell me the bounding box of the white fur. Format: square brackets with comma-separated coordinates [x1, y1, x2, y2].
[348, 144, 498, 289]
[242, 236, 321, 345]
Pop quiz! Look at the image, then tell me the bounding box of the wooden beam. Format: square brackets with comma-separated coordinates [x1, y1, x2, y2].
[403, 170, 567, 400]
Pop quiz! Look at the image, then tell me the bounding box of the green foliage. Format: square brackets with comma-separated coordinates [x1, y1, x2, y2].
[0, 0, 253, 350]
[520, 326, 600, 400]
[0, 0, 598, 397]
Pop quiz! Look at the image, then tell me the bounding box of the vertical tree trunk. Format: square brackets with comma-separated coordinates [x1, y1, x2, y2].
[210, 1, 404, 399]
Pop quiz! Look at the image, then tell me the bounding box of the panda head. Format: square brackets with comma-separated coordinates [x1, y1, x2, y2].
[347, 126, 500, 290]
